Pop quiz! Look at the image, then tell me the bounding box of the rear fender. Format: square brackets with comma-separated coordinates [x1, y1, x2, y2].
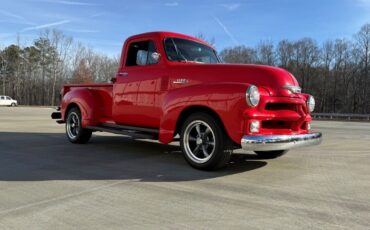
[61, 89, 97, 127]
[159, 83, 249, 144]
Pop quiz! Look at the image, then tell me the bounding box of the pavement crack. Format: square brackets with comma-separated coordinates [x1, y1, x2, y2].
[0, 180, 137, 216]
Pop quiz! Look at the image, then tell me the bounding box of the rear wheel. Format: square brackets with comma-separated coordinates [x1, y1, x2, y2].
[254, 150, 287, 159]
[180, 113, 233, 170]
[66, 107, 92, 144]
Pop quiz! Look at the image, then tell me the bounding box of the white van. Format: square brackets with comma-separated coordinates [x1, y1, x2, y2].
[0, 95, 18, 106]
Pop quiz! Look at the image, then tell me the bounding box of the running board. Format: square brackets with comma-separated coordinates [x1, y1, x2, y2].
[87, 124, 158, 140]
[101, 123, 158, 134]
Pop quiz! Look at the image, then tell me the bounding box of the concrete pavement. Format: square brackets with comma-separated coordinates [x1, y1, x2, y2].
[0, 107, 369, 229]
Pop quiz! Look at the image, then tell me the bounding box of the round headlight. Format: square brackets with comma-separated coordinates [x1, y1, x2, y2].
[246, 85, 260, 107]
[307, 96, 315, 112]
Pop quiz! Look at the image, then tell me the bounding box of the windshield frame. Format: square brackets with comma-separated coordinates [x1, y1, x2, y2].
[163, 37, 221, 64]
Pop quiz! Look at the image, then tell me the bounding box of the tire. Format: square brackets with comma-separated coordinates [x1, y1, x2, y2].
[180, 113, 233, 170]
[254, 150, 287, 159]
[11, 103, 16, 107]
[65, 107, 92, 144]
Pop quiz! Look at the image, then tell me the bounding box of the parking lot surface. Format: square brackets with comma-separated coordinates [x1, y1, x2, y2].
[0, 107, 369, 229]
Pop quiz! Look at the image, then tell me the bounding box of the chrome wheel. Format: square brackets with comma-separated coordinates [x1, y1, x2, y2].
[183, 120, 216, 164]
[65, 107, 92, 144]
[66, 112, 80, 139]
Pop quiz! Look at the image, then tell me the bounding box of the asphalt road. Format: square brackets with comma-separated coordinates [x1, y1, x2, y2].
[0, 107, 369, 229]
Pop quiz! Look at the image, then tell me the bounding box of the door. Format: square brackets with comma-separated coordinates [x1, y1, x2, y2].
[6, 97, 12, 106]
[112, 39, 164, 128]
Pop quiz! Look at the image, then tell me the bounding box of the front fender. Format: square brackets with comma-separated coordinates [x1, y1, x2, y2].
[61, 89, 96, 127]
[159, 82, 250, 144]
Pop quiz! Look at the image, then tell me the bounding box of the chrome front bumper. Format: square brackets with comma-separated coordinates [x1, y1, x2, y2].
[241, 133, 322, 151]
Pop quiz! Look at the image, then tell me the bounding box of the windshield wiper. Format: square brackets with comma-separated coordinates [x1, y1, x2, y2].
[171, 38, 188, 62]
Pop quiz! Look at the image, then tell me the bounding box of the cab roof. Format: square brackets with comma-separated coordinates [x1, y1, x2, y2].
[125, 31, 212, 48]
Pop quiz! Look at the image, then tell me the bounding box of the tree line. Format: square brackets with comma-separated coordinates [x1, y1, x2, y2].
[0, 24, 369, 114]
[0, 30, 118, 106]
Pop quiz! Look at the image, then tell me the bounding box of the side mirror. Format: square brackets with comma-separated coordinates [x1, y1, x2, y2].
[151, 52, 161, 63]
[110, 77, 116, 83]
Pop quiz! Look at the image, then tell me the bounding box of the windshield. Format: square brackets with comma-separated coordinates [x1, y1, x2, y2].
[164, 38, 220, 64]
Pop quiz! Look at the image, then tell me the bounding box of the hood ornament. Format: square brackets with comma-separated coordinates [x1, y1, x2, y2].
[283, 85, 301, 94]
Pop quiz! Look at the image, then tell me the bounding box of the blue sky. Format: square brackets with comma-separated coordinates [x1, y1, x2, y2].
[0, 0, 369, 56]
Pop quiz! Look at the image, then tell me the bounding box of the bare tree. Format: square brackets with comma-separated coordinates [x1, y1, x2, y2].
[277, 40, 294, 68]
[331, 39, 351, 112]
[48, 30, 73, 106]
[220, 46, 257, 64]
[354, 24, 370, 113]
[256, 40, 275, 65]
[71, 59, 93, 84]
[319, 40, 334, 112]
[292, 38, 319, 91]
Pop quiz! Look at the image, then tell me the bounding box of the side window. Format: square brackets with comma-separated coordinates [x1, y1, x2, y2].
[0, 96, 4, 100]
[125, 40, 158, 67]
[147, 42, 158, 64]
[6, 97, 11, 100]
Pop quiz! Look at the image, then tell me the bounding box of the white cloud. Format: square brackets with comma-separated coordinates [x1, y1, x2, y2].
[35, 0, 97, 6]
[356, 0, 370, 17]
[53, 0, 97, 6]
[357, 0, 370, 4]
[165, 2, 179, 7]
[356, 0, 370, 9]
[22, 20, 71, 32]
[0, 10, 25, 20]
[219, 3, 240, 11]
[214, 17, 239, 45]
[65, 29, 99, 33]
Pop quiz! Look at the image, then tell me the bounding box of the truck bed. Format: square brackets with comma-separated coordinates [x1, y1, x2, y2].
[64, 84, 114, 121]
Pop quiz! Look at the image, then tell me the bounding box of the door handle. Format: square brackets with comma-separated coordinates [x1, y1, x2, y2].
[118, 72, 128, 77]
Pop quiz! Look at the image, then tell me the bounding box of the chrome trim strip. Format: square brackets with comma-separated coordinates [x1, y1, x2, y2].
[283, 85, 302, 94]
[118, 72, 128, 77]
[241, 133, 322, 151]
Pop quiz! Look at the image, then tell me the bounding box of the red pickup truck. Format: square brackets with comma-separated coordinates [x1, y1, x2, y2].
[52, 31, 322, 170]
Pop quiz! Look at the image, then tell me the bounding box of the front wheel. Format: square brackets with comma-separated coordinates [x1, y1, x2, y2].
[11, 103, 16, 107]
[66, 107, 92, 144]
[180, 113, 233, 170]
[254, 150, 287, 159]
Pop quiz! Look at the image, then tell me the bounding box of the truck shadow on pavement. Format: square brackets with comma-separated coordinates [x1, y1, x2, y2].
[0, 132, 267, 182]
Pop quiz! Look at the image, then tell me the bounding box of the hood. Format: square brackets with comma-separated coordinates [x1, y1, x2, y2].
[174, 63, 300, 97]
